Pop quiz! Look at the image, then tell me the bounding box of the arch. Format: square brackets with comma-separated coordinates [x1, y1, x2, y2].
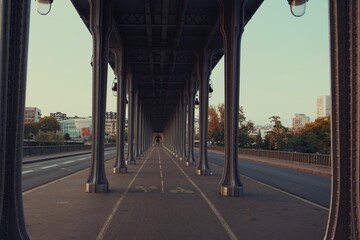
[154, 135, 162, 146]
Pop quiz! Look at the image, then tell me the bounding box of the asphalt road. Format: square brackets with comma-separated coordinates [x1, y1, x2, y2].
[22, 148, 331, 208]
[202, 151, 331, 208]
[22, 149, 116, 191]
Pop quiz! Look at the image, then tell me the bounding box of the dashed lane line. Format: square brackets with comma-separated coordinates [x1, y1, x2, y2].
[96, 147, 155, 240]
[40, 164, 58, 170]
[163, 147, 239, 240]
[158, 148, 165, 194]
[22, 170, 34, 174]
[63, 160, 75, 164]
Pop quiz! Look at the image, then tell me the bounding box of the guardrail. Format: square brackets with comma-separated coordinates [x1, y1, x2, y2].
[209, 146, 331, 167]
[23, 143, 116, 157]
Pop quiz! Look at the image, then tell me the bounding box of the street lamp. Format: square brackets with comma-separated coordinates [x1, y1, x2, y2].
[195, 92, 200, 109]
[36, 0, 53, 15]
[112, 77, 117, 96]
[208, 79, 213, 98]
[287, 0, 308, 17]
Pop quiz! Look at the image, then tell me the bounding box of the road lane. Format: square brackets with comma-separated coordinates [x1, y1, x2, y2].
[194, 150, 331, 208]
[22, 149, 117, 191]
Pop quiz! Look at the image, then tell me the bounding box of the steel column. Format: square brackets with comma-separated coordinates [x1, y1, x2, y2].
[195, 51, 212, 176]
[127, 74, 136, 165]
[218, 0, 244, 197]
[85, 0, 112, 193]
[324, 1, 360, 239]
[112, 49, 127, 173]
[0, 0, 31, 238]
[179, 95, 184, 160]
[134, 92, 140, 159]
[186, 76, 197, 166]
[181, 92, 187, 160]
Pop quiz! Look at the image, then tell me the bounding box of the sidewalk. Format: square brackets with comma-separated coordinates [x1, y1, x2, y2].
[23, 147, 328, 240]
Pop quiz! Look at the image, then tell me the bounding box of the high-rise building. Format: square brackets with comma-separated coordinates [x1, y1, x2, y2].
[24, 107, 42, 124]
[50, 112, 68, 121]
[317, 95, 331, 118]
[292, 113, 310, 130]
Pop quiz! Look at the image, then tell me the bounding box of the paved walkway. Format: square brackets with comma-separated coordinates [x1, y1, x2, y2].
[23, 147, 328, 240]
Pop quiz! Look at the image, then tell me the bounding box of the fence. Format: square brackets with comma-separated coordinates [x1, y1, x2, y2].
[23, 143, 116, 157]
[209, 147, 331, 167]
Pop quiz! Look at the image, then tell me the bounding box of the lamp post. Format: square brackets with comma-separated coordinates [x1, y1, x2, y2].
[112, 77, 117, 96]
[208, 79, 213, 98]
[287, 0, 308, 17]
[195, 93, 200, 109]
[36, 0, 53, 15]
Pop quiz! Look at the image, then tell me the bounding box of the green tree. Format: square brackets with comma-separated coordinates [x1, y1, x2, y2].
[288, 116, 330, 153]
[265, 116, 287, 150]
[38, 116, 60, 132]
[64, 133, 71, 141]
[238, 107, 255, 148]
[255, 130, 263, 149]
[24, 122, 40, 139]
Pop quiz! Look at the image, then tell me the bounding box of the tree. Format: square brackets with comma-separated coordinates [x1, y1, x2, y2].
[64, 133, 71, 140]
[265, 116, 287, 150]
[238, 107, 255, 148]
[288, 116, 330, 153]
[208, 105, 221, 145]
[217, 103, 225, 145]
[24, 122, 40, 139]
[38, 116, 60, 132]
[255, 130, 263, 149]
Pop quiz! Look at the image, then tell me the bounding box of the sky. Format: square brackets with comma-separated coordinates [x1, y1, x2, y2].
[26, 0, 330, 128]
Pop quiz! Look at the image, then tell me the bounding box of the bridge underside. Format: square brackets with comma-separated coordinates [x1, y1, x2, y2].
[71, 0, 263, 132]
[0, 0, 359, 239]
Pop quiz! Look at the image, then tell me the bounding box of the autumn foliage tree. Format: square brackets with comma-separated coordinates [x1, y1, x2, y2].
[288, 116, 330, 153]
[208, 105, 222, 145]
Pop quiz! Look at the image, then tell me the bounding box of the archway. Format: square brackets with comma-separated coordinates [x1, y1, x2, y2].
[154, 135, 162, 146]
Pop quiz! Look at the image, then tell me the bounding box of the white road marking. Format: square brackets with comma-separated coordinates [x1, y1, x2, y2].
[164, 148, 239, 240]
[161, 180, 164, 193]
[96, 147, 155, 240]
[63, 160, 75, 164]
[40, 164, 58, 169]
[240, 175, 329, 211]
[158, 149, 164, 194]
[22, 170, 34, 174]
[77, 157, 87, 161]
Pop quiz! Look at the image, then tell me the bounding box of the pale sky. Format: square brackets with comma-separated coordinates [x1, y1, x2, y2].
[26, 1, 330, 127]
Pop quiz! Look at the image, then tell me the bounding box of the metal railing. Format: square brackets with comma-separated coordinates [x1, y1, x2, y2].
[209, 146, 331, 167]
[23, 143, 116, 157]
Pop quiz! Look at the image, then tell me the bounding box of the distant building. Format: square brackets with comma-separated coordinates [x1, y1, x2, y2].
[24, 107, 42, 124]
[292, 113, 310, 130]
[105, 111, 117, 121]
[317, 95, 331, 118]
[50, 112, 68, 121]
[105, 112, 117, 139]
[59, 118, 92, 140]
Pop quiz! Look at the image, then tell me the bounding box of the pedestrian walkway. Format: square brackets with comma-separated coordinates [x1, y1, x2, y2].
[23, 146, 328, 240]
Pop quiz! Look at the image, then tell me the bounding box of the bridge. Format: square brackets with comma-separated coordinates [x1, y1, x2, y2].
[0, 0, 359, 239]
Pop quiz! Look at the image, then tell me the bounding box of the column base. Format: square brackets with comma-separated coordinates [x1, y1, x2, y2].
[219, 185, 243, 197]
[126, 160, 136, 165]
[195, 169, 212, 176]
[113, 167, 128, 173]
[85, 182, 109, 193]
[186, 161, 196, 167]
